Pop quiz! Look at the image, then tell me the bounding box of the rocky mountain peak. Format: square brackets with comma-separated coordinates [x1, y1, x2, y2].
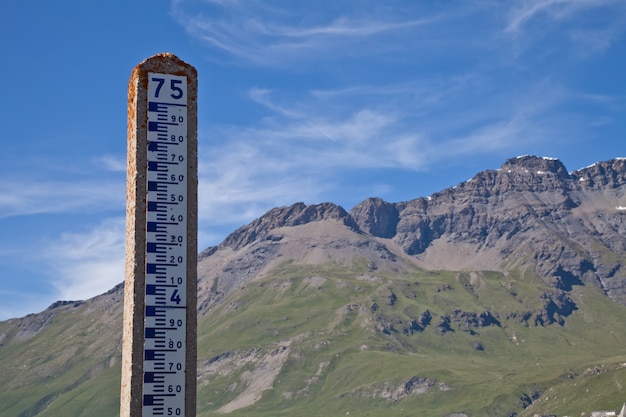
[349, 197, 399, 238]
[500, 155, 570, 179]
[419, 156, 573, 205]
[219, 202, 358, 251]
[455, 155, 572, 195]
[345, 157, 626, 305]
[204, 156, 626, 305]
[572, 158, 626, 190]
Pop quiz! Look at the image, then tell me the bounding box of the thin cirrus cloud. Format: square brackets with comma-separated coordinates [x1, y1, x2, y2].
[173, 1, 616, 146]
[503, 0, 626, 59]
[172, 0, 626, 70]
[171, 2, 434, 66]
[40, 217, 126, 300]
[208, 77, 569, 172]
[0, 179, 124, 219]
[505, 0, 624, 33]
[99, 154, 127, 172]
[173, 1, 609, 67]
[205, 101, 404, 171]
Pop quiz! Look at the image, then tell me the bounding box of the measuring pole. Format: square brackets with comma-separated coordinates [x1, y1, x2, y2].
[121, 53, 198, 417]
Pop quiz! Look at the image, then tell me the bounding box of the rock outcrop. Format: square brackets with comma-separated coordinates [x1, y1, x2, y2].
[349, 156, 626, 305]
[201, 156, 626, 312]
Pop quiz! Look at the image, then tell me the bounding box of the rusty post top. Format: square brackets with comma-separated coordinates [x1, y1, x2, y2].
[133, 52, 198, 78]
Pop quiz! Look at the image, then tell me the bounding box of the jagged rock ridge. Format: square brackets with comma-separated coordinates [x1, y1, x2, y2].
[204, 156, 626, 307]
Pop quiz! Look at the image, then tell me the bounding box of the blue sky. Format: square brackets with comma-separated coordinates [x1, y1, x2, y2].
[1, 0, 624, 320]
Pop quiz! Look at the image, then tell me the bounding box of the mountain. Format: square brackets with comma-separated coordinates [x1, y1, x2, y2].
[1, 156, 626, 417]
[353, 156, 626, 304]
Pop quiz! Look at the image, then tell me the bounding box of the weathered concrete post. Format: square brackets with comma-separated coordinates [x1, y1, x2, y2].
[121, 53, 197, 417]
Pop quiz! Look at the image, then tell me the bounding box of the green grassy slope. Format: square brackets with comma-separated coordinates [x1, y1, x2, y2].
[0, 289, 123, 417]
[1, 260, 625, 417]
[194, 259, 626, 416]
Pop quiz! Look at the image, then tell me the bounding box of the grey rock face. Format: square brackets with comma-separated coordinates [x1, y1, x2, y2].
[209, 156, 626, 305]
[348, 156, 626, 304]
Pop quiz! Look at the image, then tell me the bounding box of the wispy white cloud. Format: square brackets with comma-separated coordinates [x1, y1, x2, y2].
[173, 0, 626, 70]
[0, 179, 124, 218]
[40, 217, 125, 301]
[444, 116, 544, 158]
[171, 1, 434, 66]
[99, 154, 127, 172]
[0, 216, 125, 319]
[505, 0, 622, 33]
[569, 21, 626, 55]
[267, 15, 427, 38]
[503, 0, 626, 59]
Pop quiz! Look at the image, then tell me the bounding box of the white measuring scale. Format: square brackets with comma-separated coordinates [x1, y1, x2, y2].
[143, 72, 188, 417]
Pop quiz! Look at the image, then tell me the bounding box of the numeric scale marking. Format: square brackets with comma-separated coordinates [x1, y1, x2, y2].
[122, 53, 198, 417]
[143, 72, 188, 417]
